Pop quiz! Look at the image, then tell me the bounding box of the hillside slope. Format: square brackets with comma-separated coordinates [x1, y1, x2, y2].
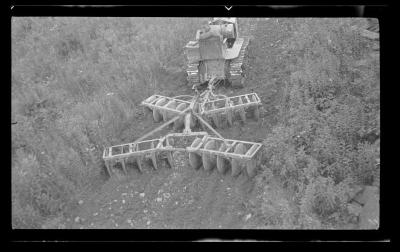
[33, 18, 379, 230]
[59, 18, 294, 229]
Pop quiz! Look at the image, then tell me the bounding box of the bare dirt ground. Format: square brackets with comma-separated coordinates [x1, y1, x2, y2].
[62, 18, 297, 229]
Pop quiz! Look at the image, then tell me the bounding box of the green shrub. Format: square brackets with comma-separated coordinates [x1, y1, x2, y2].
[12, 17, 207, 228]
[260, 18, 379, 228]
[12, 149, 75, 228]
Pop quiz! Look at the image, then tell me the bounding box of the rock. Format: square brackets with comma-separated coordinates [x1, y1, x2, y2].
[156, 197, 162, 202]
[359, 187, 379, 229]
[140, 193, 145, 198]
[164, 193, 170, 199]
[360, 29, 379, 40]
[369, 52, 379, 60]
[147, 220, 151, 225]
[347, 203, 363, 216]
[93, 213, 98, 216]
[58, 223, 66, 229]
[346, 185, 364, 202]
[144, 209, 148, 213]
[78, 200, 84, 205]
[354, 59, 369, 67]
[244, 214, 252, 221]
[354, 186, 378, 206]
[122, 199, 126, 204]
[74, 217, 80, 223]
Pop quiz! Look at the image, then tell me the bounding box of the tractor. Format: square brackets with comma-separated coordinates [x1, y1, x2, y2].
[184, 18, 252, 88]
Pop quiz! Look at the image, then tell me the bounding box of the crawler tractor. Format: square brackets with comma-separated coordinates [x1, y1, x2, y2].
[103, 18, 262, 179]
[184, 18, 252, 88]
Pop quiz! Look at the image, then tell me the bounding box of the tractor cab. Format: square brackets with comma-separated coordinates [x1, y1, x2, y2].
[208, 18, 238, 48]
[184, 17, 246, 85]
[185, 18, 240, 63]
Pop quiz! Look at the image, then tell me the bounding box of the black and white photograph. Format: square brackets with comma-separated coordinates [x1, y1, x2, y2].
[11, 7, 381, 236]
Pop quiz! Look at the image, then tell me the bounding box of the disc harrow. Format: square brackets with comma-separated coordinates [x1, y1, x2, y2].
[200, 92, 261, 128]
[103, 131, 262, 178]
[141, 91, 261, 130]
[186, 136, 262, 177]
[103, 138, 165, 175]
[142, 95, 193, 122]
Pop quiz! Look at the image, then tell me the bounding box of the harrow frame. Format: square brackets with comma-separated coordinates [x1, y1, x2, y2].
[200, 92, 261, 114]
[103, 130, 263, 177]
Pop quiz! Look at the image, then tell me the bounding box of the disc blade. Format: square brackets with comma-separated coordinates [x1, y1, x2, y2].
[143, 106, 152, 116]
[246, 159, 257, 178]
[227, 109, 233, 127]
[217, 143, 229, 174]
[237, 98, 246, 123]
[166, 151, 174, 169]
[120, 158, 127, 175]
[231, 143, 246, 177]
[163, 101, 178, 122]
[253, 105, 260, 121]
[174, 103, 188, 130]
[202, 139, 216, 171]
[212, 114, 221, 128]
[189, 152, 202, 170]
[150, 142, 158, 170]
[153, 98, 167, 122]
[105, 160, 112, 177]
[144, 95, 158, 104]
[136, 156, 144, 173]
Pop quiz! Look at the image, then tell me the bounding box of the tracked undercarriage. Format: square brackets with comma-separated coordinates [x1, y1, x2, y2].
[186, 37, 251, 87]
[228, 37, 251, 87]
